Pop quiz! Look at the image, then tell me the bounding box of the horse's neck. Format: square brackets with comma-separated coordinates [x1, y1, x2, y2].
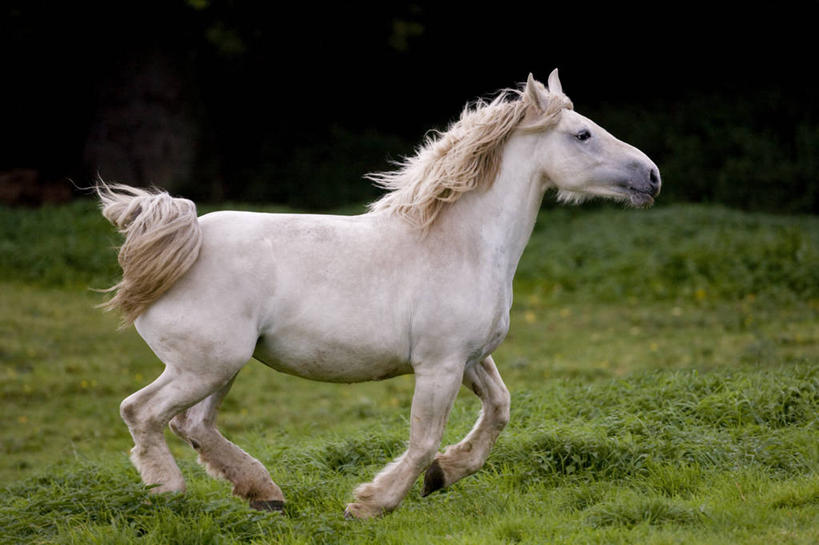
[439, 134, 545, 281]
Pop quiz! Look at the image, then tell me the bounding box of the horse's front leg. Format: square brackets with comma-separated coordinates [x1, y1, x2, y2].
[422, 355, 510, 495]
[344, 362, 463, 519]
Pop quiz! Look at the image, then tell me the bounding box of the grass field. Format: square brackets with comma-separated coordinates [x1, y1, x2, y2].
[1, 200, 818, 544]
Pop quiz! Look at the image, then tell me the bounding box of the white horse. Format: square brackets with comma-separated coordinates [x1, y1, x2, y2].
[97, 70, 660, 519]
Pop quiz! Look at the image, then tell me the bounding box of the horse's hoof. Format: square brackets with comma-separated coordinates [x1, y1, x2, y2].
[344, 502, 381, 519]
[422, 459, 446, 497]
[250, 499, 285, 512]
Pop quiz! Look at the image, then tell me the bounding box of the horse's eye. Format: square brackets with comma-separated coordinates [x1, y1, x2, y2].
[576, 130, 591, 141]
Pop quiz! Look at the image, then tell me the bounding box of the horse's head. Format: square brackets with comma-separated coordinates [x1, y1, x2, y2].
[521, 70, 661, 207]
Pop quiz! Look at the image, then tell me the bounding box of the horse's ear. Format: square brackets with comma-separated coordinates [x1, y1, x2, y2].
[547, 68, 564, 96]
[525, 73, 548, 111]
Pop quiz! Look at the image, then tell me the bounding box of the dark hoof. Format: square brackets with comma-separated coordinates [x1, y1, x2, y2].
[422, 459, 446, 497]
[250, 499, 285, 512]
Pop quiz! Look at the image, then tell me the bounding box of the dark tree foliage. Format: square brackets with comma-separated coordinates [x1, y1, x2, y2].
[1, 1, 816, 212]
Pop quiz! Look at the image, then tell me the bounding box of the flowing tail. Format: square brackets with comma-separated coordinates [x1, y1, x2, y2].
[96, 182, 203, 326]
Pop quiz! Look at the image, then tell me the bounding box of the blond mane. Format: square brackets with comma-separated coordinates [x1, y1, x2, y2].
[367, 80, 573, 230]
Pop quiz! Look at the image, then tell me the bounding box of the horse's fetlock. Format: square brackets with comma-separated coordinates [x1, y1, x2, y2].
[353, 482, 378, 502]
[344, 501, 383, 520]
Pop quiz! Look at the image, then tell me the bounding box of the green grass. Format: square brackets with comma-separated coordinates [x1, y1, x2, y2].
[1, 200, 818, 544]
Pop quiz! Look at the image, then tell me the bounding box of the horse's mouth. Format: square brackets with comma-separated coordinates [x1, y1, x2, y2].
[626, 188, 655, 208]
[615, 182, 657, 208]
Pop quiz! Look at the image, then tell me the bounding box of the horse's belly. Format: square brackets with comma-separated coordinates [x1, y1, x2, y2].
[252, 334, 412, 383]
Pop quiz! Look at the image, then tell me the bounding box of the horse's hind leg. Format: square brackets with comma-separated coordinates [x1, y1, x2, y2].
[422, 355, 510, 496]
[120, 366, 238, 494]
[169, 374, 285, 511]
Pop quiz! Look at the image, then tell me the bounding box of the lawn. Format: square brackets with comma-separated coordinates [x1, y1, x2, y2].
[1, 200, 818, 544]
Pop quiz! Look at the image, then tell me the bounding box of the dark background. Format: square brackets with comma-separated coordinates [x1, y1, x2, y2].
[2, 1, 817, 212]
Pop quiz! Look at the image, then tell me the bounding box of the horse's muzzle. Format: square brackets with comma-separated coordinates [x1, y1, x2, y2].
[618, 164, 661, 207]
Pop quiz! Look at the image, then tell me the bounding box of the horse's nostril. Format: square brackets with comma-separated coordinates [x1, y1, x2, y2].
[648, 168, 661, 194]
